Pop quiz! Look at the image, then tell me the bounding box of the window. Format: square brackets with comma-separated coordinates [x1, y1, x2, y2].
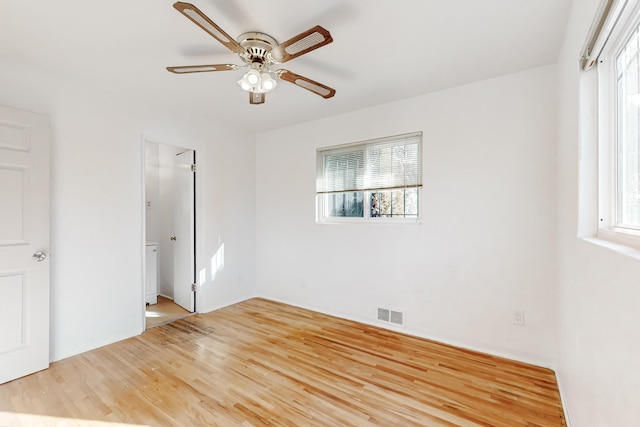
[316, 132, 422, 222]
[581, 0, 640, 246]
[614, 24, 640, 228]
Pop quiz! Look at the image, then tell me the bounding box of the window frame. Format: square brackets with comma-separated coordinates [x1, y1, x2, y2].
[316, 132, 423, 224]
[597, 0, 640, 247]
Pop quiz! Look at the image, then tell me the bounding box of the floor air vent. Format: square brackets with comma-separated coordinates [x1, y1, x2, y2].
[377, 308, 390, 322]
[377, 307, 405, 327]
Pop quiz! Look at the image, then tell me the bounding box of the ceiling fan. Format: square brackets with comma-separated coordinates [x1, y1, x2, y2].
[167, 1, 336, 105]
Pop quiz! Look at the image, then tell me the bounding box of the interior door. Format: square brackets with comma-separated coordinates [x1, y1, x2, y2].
[0, 105, 50, 384]
[172, 150, 195, 312]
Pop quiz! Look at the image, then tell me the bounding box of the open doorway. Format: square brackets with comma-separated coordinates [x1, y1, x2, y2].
[144, 139, 196, 328]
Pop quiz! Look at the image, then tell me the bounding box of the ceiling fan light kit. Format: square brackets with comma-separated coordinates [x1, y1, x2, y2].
[167, 2, 336, 105]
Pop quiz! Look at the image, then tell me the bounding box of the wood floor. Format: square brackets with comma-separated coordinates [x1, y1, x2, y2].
[146, 295, 191, 329]
[0, 298, 566, 426]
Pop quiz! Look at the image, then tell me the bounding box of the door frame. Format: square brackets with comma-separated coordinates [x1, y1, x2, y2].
[140, 136, 199, 332]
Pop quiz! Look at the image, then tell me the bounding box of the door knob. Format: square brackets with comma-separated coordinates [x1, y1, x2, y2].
[170, 236, 177, 241]
[32, 251, 47, 262]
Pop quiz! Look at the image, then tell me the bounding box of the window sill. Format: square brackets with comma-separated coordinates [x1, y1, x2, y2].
[317, 218, 422, 225]
[582, 228, 640, 260]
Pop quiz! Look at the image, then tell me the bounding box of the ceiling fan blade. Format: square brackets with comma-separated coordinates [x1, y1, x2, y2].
[270, 25, 333, 63]
[277, 70, 336, 99]
[173, 2, 245, 55]
[167, 64, 239, 74]
[249, 92, 265, 105]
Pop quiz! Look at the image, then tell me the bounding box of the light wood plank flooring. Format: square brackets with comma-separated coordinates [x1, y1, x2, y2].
[0, 298, 566, 426]
[146, 295, 191, 329]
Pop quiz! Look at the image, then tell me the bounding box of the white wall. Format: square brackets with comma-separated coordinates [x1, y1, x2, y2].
[256, 65, 559, 366]
[0, 58, 257, 362]
[556, 1, 640, 425]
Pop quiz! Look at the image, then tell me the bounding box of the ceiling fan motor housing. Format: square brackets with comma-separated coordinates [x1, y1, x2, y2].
[237, 32, 278, 65]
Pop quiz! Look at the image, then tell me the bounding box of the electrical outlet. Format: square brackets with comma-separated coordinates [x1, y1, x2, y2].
[512, 310, 525, 326]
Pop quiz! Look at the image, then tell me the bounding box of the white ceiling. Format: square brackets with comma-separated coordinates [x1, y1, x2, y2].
[0, 0, 572, 133]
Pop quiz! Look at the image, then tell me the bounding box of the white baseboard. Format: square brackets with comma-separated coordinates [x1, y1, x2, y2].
[554, 371, 572, 427]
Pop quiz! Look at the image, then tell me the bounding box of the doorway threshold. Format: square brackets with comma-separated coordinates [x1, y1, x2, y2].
[146, 296, 193, 329]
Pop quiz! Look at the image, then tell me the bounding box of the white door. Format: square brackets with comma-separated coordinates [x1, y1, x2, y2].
[0, 105, 50, 384]
[172, 150, 194, 312]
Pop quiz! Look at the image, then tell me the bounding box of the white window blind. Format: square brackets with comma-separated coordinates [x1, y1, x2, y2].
[316, 132, 422, 194]
[581, 0, 629, 70]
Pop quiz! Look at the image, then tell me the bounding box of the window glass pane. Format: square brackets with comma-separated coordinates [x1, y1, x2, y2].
[370, 189, 419, 218]
[400, 187, 419, 217]
[326, 192, 364, 217]
[370, 191, 390, 217]
[616, 27, 640, 227]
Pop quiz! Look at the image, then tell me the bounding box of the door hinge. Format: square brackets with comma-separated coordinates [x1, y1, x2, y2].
[191, 164, 196, 172]
[191, 283, 197, 292]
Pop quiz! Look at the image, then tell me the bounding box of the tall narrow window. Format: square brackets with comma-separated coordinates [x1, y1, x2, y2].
[316, 132, 422, 222]
[583, 0, 640, 248]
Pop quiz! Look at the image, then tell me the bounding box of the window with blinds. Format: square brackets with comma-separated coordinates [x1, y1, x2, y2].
[316, 132, 422, 221]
